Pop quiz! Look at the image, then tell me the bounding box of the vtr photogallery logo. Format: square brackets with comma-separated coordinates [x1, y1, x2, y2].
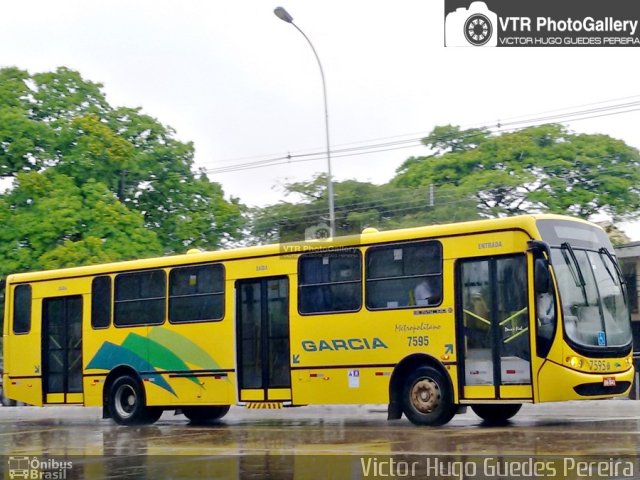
[445, 1, 498, 46]
[445, 0, 640, 47]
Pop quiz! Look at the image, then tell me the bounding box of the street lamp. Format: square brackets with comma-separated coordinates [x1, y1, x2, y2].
[274, 6, 336, 237]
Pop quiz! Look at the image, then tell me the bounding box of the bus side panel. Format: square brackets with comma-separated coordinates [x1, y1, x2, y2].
[144, 373, 236, 407]
[82, 376, 105, 406]
[5, 290, 43, 406]
[182, 319, 235, 405]
[292, 367, 392, 405]
[144, 318, 237, 407]
[84, 322, 237, 408]
[83, 325, 146, 407]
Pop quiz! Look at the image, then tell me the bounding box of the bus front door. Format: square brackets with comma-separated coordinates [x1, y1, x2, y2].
[457, 255, 533, 401]
[236, 277, 291, 403]
[42, 295, 83, 404]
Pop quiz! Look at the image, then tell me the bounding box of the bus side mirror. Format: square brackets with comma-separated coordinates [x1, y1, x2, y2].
[535, 258, 550, 294]
[528, 240, 551, 259]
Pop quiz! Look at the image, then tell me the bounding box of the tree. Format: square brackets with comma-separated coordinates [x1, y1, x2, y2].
[394, 124, 640, 221]
[249, 174, 479, 243]
[0, 67, 245, 253]
[0, 171, 163, 279]
[0, 67, 246, 326]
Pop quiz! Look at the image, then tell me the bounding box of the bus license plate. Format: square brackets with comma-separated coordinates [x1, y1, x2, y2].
[603, 377, 616, 387]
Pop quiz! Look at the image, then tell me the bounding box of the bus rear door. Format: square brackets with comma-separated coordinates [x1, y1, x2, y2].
[236, 277, 291, 403]
[42, 294, 84, 404]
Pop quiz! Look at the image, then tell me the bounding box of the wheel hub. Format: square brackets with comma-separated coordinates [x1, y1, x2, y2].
[410, 378, 441, 413]
[114, 384, 137, 419]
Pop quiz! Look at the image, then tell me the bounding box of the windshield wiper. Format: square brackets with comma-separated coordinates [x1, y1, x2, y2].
[598, 248, 617, 284]
[599, 247, 625, 286]
[561, 242, 588, 305]
[599, 247, 628, 302]
[561, 243, 585, 286]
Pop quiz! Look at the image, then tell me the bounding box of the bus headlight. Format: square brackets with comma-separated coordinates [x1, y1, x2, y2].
[566, 356, 583, 368]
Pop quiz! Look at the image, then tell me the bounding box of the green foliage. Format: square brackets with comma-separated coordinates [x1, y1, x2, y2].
[421, 124, 491, 154]
[251, 123, 640, 244]
[0, 171, 163, 278]
[0, 67, 246, 325]
[0, 66, 245, 260]
[394, 124, 640, 221]
[249, 174, 479, 243]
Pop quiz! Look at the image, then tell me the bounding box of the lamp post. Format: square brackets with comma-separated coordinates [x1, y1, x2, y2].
[274, 6, 335, 237]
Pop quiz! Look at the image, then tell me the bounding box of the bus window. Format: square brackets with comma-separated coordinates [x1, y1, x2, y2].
[169, 264, 224, 323]
[366, 241, 442, 309]
[298, 250, 361, 314]
[91, 276, 112, 329]
[13, 284, 32, 334]
[461, 260, 491, 350]
[591, 250, 630, 346]
[114, 270, 166, 327]
[551, 247, 632, 348]
[534, 257, 556, 357]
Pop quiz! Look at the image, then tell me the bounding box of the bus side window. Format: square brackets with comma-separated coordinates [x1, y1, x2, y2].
[169, 264, 224, 323]
[298, 251, 362, 314]
[114, 270, 166, 327]
[366, 241, 442, 310]
[535, 257, 556, 357]
[91, 276, 112, 329]
[13, 284, 32, 334]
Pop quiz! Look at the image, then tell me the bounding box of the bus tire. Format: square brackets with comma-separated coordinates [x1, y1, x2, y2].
[183, 405, 230, 424]
[471, 403, 521, 423]
[401, 366, 456, 426]
[108, 375, 159, 425]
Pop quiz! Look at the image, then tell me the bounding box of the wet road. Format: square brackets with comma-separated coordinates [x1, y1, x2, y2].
[0, 400, 639, 479]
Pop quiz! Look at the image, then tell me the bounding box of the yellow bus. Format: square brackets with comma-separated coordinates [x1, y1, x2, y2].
[2, 214, 634, 426]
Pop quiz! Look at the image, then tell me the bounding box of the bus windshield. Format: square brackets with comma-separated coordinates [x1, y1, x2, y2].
[537, 219, 632, 350]
[550, 247, 631, 348]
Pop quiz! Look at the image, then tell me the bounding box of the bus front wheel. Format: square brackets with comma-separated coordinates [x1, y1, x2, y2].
[471, 403, 521, 423]
[108, 375, 161, 425]
[401, 366, 456, 426]
[183, 405, 230, 424]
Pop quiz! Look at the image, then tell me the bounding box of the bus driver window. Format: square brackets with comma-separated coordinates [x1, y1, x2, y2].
[535, 258, 556, 325]
[535, 257, 556, 357]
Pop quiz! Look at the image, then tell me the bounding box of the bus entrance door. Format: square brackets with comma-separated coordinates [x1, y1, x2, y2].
[458, 255, 533, 401]
[236, 277, 291, 403]
[42, 295, 84, 404]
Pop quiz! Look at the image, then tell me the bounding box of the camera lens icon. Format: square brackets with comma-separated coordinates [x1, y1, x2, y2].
[445, 2, 497, 47]
[305, 223, 332, 241]
[465, 13, 492, 46]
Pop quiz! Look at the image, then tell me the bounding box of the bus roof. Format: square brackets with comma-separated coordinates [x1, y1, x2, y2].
[5, 214, 598, 284]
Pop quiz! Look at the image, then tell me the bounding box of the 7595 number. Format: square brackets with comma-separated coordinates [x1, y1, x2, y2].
[407, 336, 429, 347]
[589, 359, 610, 372]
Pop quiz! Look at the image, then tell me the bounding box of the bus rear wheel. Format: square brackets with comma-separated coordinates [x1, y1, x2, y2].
[108, 375, 160, 425]
[401, 366, 456, 426]
[183, 405, 230, 424]
[471, 403, 522, 423]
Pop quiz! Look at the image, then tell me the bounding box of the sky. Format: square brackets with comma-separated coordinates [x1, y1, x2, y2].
[2, 1, 640, 238]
